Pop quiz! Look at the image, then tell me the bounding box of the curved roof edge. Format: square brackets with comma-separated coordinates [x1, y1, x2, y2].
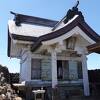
[31, 15, 100, 52]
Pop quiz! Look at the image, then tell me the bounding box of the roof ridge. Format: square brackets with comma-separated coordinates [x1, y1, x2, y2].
[10, 11, 58, 27]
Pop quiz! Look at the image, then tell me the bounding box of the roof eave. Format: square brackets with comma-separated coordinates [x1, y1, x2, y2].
[31, 16, 100, 52]
[87, 42, 100, 54]
[11, 34, 37, 42]
[7, 29, 38, 57]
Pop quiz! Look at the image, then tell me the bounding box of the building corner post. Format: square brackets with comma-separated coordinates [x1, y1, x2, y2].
[51, 50, 58, 88]
[82, 53, 90, 96]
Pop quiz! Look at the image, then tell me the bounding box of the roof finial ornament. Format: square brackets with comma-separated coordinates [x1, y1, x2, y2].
[74, 0, 79, 8]
[64, 0, 84, 24]
[10, 11, 21, 26]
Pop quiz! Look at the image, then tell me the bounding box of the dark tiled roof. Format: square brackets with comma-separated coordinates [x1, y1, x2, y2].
[87, 42, 100, 54]
[11, 34, 37, 42]
[11, 12, 58, 27]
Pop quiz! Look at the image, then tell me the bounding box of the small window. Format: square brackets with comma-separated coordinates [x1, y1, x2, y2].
[31, 59, 41, 79]
[66, 37, 76, 50]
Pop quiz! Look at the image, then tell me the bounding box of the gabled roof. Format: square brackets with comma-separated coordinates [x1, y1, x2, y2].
[8, 10, 100, 57]
[8, 13, 58, 57]
[31, 15, 100, 51]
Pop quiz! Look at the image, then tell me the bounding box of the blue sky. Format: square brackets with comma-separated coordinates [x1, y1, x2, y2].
[0, 0, 100, 72]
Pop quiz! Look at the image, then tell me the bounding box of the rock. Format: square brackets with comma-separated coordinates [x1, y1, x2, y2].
[0, 72, 21, 100]
[1, 94, 6, 99]
[6, 91, 11, 99]
[14, 97, 22, 100]
[1, 86, 7, 94]
[0, 95, 3, 100]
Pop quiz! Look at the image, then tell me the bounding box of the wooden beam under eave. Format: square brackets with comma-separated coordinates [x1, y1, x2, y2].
[87, 42, 100, 54]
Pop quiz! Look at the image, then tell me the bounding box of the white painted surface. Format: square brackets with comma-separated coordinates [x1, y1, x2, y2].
[8, 20, 52, 37]
[10, 41, 30, 58]
[31, 53, 82, 61]
[13, 40, 33, 44]
[54, 15, 78, 31]
[76, 26, 95, 44]
[51, 50, 58, 88]
[42, 26, 95, 46]
[10, 42, 22, 58]
[82, 54, 90, 96]
[20, 50, 31, 82]
[75, 35, 91, 54]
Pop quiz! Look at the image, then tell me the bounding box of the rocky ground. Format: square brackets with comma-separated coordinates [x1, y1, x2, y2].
[0, 72, 23, 100]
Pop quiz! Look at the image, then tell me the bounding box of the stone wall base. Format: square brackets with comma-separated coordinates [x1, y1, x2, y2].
[45, 85, 83, 100]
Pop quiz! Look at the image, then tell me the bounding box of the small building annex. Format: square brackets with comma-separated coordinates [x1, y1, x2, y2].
[7, 2, 100, 99]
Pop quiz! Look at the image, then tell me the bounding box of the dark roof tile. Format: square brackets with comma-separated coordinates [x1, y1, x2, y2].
[11, 12, 58, 27]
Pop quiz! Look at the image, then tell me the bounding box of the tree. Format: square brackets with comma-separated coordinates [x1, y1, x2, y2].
[0, 65, 10, 83]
